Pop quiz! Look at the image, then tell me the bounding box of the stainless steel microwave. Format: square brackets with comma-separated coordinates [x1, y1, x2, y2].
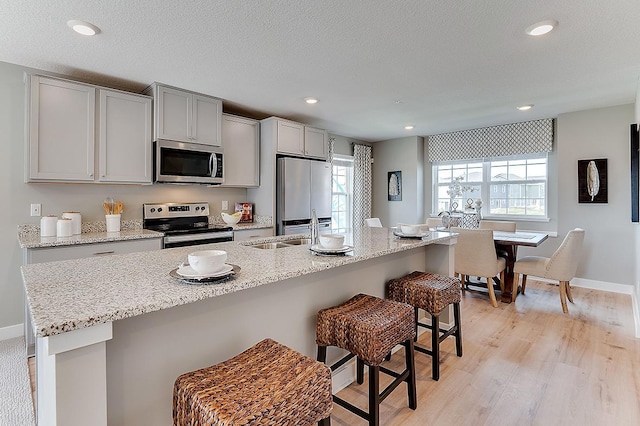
[154, 140, 224, 184]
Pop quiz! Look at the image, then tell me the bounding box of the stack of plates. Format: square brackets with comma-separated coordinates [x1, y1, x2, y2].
[170, 263, 239, 284]
[309, 244, 353, 256]
[393, 230, 429, 239]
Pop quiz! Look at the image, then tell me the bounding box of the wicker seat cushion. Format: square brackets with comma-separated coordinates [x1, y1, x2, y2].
[316, 293, 415, 366]
[387, 271, 461, 316]
[173, 338, 332, 426]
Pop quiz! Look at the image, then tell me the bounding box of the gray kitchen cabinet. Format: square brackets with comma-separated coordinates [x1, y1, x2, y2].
[98, 89, 153, 183]
[147, 83, 222, 147]
[303, 125, 329, 159]
[26, 74, 153, 184]
[221, 114, 260, 187]
[233, 227, 274, 241]
[27, 75, 96, 182]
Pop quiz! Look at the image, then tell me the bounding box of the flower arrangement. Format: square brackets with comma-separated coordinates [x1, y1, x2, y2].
[446, 176, 475, 199]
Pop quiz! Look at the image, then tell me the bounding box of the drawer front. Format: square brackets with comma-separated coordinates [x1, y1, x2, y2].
[233, 228, 274, 241]
[26, 238, 162, 263]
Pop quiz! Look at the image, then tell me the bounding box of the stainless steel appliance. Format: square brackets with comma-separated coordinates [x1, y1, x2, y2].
[154, 139, 224, 184]
[276, 157, 332, 235]
[143, 202, 233, 248]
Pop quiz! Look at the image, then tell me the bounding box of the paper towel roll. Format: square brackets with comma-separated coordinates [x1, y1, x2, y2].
[62, 212, 82, 235]
[40, 215, 58, 237]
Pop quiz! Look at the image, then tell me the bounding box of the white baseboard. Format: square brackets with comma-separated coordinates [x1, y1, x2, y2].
[0, 323, 24, 341]
[632, 290, 640, 339]
[529, 276, 633, 295]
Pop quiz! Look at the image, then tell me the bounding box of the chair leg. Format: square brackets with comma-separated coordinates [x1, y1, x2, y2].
[368, 366, 380, 426]
[512, 273, 520, 302]
[318, 417, 331, 426]
[453, 302, 462, 357]
[486, 277, 498, 307]
[566, 281, 574, 303]
[413, 307, 419, 342]
[559, 281, 569, 313]
[317, 345, 327, 363]
[357, 358, 365, 384]
[431, 314, 440, 380]
[521, 275, 528, 294]
[404, 339, 417, 409]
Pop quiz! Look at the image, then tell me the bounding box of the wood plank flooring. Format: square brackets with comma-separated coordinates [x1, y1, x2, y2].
[330, 280, 640, 425]
[27, 280, 639, 425]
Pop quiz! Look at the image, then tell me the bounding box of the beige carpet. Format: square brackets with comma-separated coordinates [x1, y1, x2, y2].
[0, 337, 35, 425]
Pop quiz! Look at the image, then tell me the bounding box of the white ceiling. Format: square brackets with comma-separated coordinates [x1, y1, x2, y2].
[2, 1, 639, 142]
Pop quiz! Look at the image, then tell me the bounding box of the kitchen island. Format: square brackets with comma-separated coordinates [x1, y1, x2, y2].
[22, 227, 456, 426]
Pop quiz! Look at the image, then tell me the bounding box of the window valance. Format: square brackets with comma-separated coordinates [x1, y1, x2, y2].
[427, 118, 554, 162]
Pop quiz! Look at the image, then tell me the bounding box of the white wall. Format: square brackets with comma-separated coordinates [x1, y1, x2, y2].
[372, 136, 424, 227]
[0, 61, 248, 330]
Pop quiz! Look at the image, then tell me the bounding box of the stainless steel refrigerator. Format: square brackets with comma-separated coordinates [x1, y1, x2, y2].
[277, 157, 332, 235]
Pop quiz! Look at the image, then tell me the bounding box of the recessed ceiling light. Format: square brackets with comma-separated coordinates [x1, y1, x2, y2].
[304, 97, 318, 104]
[404, 125, 414, 130]
[525, 19, 558, 36]
[517, 104, 534, 111]
[67, 20, 100, 36]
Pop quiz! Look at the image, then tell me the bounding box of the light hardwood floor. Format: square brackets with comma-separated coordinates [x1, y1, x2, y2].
[330, 280, 640, 425]
[28, 280, 639, 425]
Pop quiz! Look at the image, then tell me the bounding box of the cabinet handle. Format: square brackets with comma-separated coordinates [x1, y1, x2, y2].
[92, 250, 115, 256]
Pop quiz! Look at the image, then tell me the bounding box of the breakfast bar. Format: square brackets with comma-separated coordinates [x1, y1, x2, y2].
[22, 227, 456, 426]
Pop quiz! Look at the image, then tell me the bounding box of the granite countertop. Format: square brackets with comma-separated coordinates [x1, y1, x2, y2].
[18, 229, 164, 249]
[21, 228, 454, 338]
[229, 222, 273, 231]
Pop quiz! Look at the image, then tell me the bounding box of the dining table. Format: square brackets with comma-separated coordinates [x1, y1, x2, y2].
[491, 230, 549, 303]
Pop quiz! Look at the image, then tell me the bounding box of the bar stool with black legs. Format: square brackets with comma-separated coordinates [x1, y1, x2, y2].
[387, 271, 462, 381]
[316, 293, 417, 426]
[173, 338, 333, 425]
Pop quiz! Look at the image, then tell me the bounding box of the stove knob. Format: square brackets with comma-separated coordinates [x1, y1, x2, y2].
[150, 208, 156, 213]
[158, 208, 163, 212]
[195, 206, 200, 211]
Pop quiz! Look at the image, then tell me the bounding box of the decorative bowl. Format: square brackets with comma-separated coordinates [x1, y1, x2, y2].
[188, 250, 227, 275]
[221, 212, 242, 225]
[399, 224, 420, 235]
[318, 234, 345, 249]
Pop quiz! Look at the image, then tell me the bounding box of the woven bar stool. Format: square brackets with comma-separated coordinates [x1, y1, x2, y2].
[316, 293, 417, 426]
[387, 271, 462, 381]
[173, 338, 332, 426]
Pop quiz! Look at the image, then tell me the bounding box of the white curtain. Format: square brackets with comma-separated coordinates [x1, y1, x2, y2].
[353, 144, 372, 228]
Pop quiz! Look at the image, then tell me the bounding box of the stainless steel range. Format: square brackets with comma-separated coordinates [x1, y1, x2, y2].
[143, 202, 233, 248]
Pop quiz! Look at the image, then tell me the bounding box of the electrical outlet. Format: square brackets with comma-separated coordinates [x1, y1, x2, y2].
[222, 200, 229, 211]
[30, 203, 42, 217]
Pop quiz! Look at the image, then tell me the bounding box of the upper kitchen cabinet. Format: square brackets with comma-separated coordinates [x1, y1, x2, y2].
[271, 117, 328, 160]
[26, 74, 153, 184]
[220, 114, 260, 187]
[146, 83, 222, 147]
[98, 89, 153, 183]
[27, 75, 96, 181]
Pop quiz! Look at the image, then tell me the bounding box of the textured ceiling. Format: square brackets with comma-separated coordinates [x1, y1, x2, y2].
[1, 0, 639, 142]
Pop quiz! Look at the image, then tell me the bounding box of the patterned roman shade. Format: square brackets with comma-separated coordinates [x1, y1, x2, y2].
[427, 118, 554, 162]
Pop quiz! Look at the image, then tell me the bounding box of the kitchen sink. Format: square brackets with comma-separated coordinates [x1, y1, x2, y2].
[247, 238, 312, 249]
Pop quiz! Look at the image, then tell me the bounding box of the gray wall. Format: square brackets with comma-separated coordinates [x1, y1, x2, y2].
[0, 61, 248, 330]
[372, 136, 425, 227]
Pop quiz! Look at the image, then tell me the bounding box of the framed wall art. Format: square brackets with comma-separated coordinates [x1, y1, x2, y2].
[388, 171, 402, 201]
[578, 158, 607, 203]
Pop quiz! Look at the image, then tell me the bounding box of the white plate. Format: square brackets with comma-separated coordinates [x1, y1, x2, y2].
[176, 264, 233, 279]
[169, 264, 240, 284]
[393, 230, 429, 239]
[310, 244, 353, 254]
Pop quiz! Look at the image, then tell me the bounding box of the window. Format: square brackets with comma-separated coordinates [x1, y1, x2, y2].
[331, 155, 353, 233]
[433, 154, 548, 220]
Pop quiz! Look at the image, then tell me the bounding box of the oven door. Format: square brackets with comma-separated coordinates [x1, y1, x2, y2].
[163, 231, 233, 248]
[155, 139, 224, 184]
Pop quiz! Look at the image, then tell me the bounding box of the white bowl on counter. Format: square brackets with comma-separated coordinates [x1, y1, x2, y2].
[399, 223, 421, 235]
[188, 250, 227, 275]
[318, 234, 345, 249]
[221, 212, 241, 225]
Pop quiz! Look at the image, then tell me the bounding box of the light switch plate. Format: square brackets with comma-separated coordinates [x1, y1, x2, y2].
[222, 200, 228, 211]
[31, 203, 41, 216]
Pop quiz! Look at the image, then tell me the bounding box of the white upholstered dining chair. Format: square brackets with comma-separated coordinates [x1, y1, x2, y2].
[364, 217, 383, 227]
[426, 218, 442, 228]
[452, 227, 506, 307]
[513, 228, 585, 313]
[479, 220, 516, 232]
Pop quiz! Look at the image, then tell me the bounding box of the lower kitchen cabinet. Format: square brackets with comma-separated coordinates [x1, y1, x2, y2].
[233, 227, 274, 241]
[221, 114, 260, 187]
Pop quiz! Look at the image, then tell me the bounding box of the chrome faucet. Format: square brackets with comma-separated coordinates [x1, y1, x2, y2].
[311, 209, 319, 245]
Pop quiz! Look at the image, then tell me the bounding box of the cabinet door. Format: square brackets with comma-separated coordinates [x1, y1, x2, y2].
[156, 85, 190, 142]
[304, 126, 328, 159]
[98, 90, 153, 183]
[221, 114, 259, 187]
[192, 94, 222, 146]
[276, 119, 305, 155]
[28, 75, 95, 181]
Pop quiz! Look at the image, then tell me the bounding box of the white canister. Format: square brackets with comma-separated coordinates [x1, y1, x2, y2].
[62, 212, 82, 235]
[105, 214, 121, 233]
[56, 218, 73, 238]
[40, 215, 58, 237]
